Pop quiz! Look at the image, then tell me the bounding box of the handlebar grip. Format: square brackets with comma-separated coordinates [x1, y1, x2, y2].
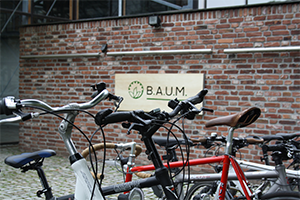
[91, 91, 99, 98]
[202, 107, 214, 113]
[95, 108, 113, 126]
[108, 94, 122, 101]
[101, 111, 133, 124]
[261, 135, 284, 141]
[91, 82, 106, 98]
[0, 98, 16, 115]
[276, 132, 300, 140]
[190, 137, 207, 143]
[184, 88, 208, 105]
[246, 137, 264, 144]
[264, 143, 287, 152]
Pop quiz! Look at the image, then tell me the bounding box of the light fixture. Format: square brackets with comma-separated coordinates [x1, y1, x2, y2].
[101, 44, 108, 53]
[117, 187, 144, 200]
[128, 187, 144, 200]
[148, 15, 161, 27]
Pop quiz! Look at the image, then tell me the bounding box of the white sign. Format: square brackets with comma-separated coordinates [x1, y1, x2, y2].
[115, 74, 204, 112]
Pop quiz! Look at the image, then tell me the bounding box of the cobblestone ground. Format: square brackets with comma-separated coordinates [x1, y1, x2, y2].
[0, 145, 156, 200]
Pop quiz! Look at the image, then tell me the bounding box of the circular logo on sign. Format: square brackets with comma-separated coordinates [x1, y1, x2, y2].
[128, 81, 144, 99]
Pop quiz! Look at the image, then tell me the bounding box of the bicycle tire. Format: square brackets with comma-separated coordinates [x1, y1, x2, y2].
[260, 191, 300, 200]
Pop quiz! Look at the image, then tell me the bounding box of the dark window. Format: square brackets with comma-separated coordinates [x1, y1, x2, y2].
[32, 0, 69, 24]
[79, 0, 119, 19]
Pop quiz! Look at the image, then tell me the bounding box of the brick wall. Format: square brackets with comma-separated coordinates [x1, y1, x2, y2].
[19, 3, 300, 168]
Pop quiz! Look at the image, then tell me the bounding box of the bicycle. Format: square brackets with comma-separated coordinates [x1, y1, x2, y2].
[248, 132, 300, 192]
[183, 134, 300, 200]
[130, 128, 300, 199]
[2, 82, 124, 200]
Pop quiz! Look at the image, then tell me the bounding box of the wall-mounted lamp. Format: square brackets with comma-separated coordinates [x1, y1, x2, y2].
[101, 44, 108, 53]
[148, 15, 161, 27]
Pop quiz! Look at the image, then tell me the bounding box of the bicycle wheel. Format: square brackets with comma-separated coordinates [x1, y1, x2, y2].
[260, 191, 300, 200]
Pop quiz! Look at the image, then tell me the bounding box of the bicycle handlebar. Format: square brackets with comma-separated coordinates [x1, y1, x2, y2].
[0, 96, 22, 115]
[100, 111, 134, 125]
[190, 135, 264, 150]
[275, 132, 300, 141]
[0, 82, 121, 124]
[97, 88, 210, 127]
[168, 89, 209, 118]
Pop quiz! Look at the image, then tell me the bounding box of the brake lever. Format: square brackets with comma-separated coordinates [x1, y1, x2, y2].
[126, 123, 144, 135]
[131, 111, 152, 125]
[112, 96, 123, 112]
[183, 103, 214, 118]
[122, 118, 152, 135]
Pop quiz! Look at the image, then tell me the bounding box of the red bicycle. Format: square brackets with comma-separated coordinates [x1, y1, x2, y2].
[129, 107, 261, 200]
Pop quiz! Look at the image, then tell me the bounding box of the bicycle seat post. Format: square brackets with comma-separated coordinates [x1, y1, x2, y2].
[35, 164, 54, 200]
[225, 127, 236, 155]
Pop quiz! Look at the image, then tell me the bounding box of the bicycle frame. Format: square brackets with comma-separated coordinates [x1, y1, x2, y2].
[238, 160, 299, 193]
[238, 160, 300, 180]
[126, 145, 299, 199]
[127, 127, 254, 200]
[129, 154, 253, 199]
[125, 143, 299, 199]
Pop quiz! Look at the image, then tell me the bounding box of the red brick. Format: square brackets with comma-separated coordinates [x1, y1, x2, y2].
[244, 27, 259, 32]
[218, 39, 233, 43]
[273, 30, 289, 35]
[267, 15, 284, 20]
[228, 18, 243, 23]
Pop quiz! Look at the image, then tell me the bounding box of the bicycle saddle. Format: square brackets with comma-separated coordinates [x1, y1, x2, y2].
[5, 149, 56, 168]
[205, 107, 261, 128]
[152, 136, 193, 148]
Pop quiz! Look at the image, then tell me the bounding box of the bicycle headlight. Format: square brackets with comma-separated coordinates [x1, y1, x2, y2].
[128, 187, 144, 200]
